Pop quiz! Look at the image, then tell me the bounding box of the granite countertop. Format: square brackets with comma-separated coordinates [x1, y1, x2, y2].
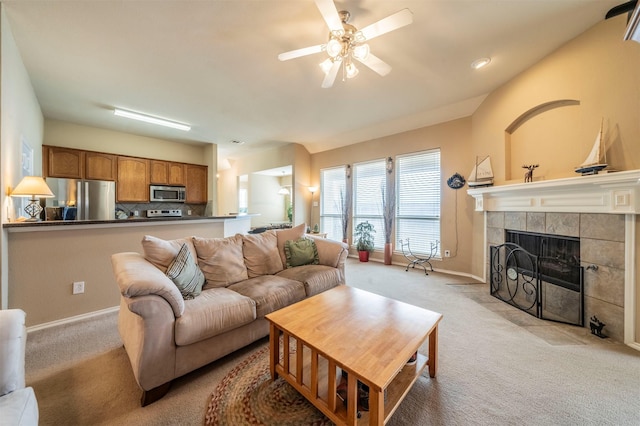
[3, 214, 253, 229]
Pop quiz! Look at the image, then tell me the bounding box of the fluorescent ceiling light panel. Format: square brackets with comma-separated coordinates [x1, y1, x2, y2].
[113, 108, 191, 131]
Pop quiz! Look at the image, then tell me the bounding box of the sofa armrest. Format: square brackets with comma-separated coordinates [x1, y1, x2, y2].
[118, 295, 177, 391]
[111, 252, 184, 317]
[0, 309, 27, 396]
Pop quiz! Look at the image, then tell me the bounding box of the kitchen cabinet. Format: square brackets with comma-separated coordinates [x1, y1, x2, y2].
[150, 160, 186, 185]
[185, 164, 208, 204]
[117, 156, 150, 202]
[150, 160, 168, 184]
[46, 146, 84, 179]
[85, 152, 117, 181]
[168, 163, 186, 185]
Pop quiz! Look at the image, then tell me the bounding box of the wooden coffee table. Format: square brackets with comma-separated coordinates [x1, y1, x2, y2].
[265, 286, 443, 425]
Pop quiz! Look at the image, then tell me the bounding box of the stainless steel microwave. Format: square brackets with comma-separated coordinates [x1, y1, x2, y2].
[150, 185, 186, 203]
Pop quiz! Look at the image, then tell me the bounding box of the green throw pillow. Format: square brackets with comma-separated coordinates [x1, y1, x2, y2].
[166, 243, 205, 300]
[284, 238, 319, 268]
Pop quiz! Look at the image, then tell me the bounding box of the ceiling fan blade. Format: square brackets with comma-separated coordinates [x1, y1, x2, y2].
[314, 0, 343, 33]
[355, 53, 392, 76]
[278, 44, 324, 61]
[321, 60, 341, 88]
[359, 8, 413, 41]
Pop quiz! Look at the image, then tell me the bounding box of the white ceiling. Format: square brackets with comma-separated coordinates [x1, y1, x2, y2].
[3, 0, 625, 164]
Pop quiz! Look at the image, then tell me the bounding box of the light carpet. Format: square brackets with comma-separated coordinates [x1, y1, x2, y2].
[25, 258, 640, 425]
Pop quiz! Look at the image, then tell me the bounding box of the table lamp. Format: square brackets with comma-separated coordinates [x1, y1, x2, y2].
[11, 176, 55, 221]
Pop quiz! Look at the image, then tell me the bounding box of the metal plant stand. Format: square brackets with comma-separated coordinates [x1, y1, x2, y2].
[399, 239, 438, 275]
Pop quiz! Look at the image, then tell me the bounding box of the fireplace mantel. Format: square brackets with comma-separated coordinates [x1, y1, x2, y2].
[467, 170, 640, 214]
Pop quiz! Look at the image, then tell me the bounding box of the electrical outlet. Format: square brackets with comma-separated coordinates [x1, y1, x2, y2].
[444, 250, 451, 257]
[72, 281, 85, 294]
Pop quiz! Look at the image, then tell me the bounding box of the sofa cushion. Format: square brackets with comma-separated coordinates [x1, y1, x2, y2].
[141, 235, 197, 273]
[242, 231, 284, 277]
[228, 275, 305, 318]
[193, 235, 248, 289]
[174, 287, 256, 346]
[0, 387, 39, 426]
[284, 238, 319, 268]
[165, 243, 205, 300]
[275, 223, 306, 267]
[277, 265, 343, 297]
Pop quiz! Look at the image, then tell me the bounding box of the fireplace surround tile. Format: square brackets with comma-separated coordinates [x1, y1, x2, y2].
[526, 212, 545, 233]
[487, 211, 504, 228]
[584, 264, 625, 307]
[580, 213, 625, 242]
[581, 238, 625, 269]
[504, 212, 526, 231]
[545, 213, 579, 237]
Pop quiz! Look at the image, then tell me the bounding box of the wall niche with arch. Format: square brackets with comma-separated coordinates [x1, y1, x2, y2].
[504, 99, 586, 181]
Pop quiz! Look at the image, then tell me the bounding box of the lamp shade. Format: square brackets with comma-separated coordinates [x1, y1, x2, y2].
[11, 176, 54, 198]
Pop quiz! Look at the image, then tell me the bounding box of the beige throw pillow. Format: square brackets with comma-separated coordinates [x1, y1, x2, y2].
[193, 235, 248, 289]
[141, 235, 197, 273]
[242, 231, 283, 277]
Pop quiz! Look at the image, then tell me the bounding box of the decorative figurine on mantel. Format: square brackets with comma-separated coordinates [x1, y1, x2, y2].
[522, 164, 539, 183]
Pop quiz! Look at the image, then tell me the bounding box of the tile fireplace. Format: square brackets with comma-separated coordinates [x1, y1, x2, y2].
[468, 170, 640, 348]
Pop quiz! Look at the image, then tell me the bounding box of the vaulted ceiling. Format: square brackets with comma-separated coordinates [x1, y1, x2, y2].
[3, 0, 624, 162]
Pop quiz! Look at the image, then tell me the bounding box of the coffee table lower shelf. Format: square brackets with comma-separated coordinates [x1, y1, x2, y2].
[270, 329, 431, 426]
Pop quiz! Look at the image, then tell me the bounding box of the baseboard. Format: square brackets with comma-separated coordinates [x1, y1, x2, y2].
[26, 306, 119, 333]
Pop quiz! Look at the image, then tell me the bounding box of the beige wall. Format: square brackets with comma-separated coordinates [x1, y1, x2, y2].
[469, 15, 640, 279]
[1, 7, 45, 308]
[311, 117, 475, 274]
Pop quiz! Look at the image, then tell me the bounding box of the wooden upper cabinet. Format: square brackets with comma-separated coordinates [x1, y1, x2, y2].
[117, 156, 150, 202]
[85, 152, 117, 181]
[185, 164, 208, 204]
[46, 146, 84, 179]
[168, 163, 186, 186]
[149, 160, 168, 184]
[150, 161, 186, 185]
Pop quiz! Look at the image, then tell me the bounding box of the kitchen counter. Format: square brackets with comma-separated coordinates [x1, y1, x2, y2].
[3, 214, 257, 232]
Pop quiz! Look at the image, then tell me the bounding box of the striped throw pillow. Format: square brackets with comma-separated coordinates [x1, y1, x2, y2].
[166, 243, 205, 300]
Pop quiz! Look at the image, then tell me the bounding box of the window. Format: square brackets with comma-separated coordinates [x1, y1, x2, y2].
[320, 166, 347, 241]
[352, 160, 386, 250]
[396, 150, 441, 256]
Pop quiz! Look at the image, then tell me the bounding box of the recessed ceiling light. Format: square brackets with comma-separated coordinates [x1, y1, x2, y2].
[113, 108, 191, 131]
[471, 57, 491, 70]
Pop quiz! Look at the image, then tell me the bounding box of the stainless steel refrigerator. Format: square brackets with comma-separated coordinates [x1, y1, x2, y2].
[44, 178, 116, 221]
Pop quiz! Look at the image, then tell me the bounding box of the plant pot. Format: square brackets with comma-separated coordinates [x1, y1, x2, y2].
[384, 243, 392, 265]
[358, 251, 370, 262]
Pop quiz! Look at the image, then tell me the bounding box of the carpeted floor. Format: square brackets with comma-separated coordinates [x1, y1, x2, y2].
[26, 258, 640, 425]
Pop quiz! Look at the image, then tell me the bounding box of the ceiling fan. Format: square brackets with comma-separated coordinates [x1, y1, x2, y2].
[278, 0, 413, 88]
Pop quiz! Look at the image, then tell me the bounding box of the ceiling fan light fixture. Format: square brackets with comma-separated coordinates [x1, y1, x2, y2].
[471, 57, 491, 70]
[326, 38, 342, 58]
[319, 58, 334, 74]
[345, 62, 359, 78]
[352, 43, 370, 61]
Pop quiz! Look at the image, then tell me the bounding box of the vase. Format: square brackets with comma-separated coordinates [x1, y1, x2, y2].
[358, 251, 369, 262]
[384, 243, 392, 265]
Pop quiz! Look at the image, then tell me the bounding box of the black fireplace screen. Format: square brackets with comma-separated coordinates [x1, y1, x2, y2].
[490, 236, 584, 326]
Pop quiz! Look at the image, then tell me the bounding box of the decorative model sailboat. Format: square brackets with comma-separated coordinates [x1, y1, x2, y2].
[575, 120, 607, 175]
[468, 156, 494, 187]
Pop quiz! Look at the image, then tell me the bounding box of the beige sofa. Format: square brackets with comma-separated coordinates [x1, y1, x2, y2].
[111, 224, 348, 405]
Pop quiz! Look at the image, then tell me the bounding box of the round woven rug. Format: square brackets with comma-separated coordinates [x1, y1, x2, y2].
[204, 345, 332, 426]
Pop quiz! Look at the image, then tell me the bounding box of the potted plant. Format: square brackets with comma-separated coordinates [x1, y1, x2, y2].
[354, 221, 375, 262]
